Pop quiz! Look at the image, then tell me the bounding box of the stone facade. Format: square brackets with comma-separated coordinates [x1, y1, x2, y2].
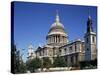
[28, 12, 97, 67]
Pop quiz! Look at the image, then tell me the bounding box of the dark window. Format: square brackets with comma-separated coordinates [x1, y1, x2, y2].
[53, 49, 56, 55]
[59, 50, 61, 55]
[59, 36, 60, 42]
[69, 46, 72, 53]
[39, 51, 41, 56]
[86, 38, 88, 43]
[92, 36, 95, 43]
[43, 50, 44, 56]
[87, 48, 89, 51]
[56, 36, 57, 43]
[64, 48, 66, 53]
[75, 43, 77, 52]
[71, 56, 73, 64]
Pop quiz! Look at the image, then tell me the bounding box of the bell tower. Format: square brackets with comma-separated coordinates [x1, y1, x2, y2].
[84, 15, 97, 61]
[27, 44, 36, 60]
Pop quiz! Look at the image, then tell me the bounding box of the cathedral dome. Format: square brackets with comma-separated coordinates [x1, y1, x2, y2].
[50, 21, 64, 29]
[46, 11, 68, 46]
[48, 11, 67, 36]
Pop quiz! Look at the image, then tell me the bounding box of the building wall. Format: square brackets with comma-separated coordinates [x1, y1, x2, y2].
[35, 40, 85, 66]
[84, 32, 97, 61]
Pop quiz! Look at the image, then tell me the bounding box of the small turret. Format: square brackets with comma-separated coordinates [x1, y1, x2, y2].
[28, 43, 36, 60]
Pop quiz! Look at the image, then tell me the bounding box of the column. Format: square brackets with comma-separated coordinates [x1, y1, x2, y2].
[50, 37, 51, 43]
[57, 35, 59, 43]
[53, 36, 55, 43]
[58, 36, 60, 43]
[58, 35, 59, 43]
[76, 54, 78, 65]
[68, 56, 71, 67]
[62, 36, 63, 43]
[54, 36, 56, 42]
[49, 38, 50, 44]
[73, 55, 76, 65]
[63, 36, 65, 43]
[54, 36, 55, 43]
[48, 38, 49, 44]
[52, 36, 53, 43]
[63, 36, 64, 43]
[53, 36, 54, 43]
[55, 36, 57, 43]
[64, 37, 65, 43]
[51, 37, 52, 43]
[58, 36, 59, 43]
[60, 36, 62, 43]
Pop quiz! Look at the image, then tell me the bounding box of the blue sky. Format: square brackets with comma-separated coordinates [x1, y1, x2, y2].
[13, 1, 97, 62]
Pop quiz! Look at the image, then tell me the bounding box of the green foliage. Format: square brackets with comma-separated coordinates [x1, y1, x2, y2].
[11, 44, 17, 73]
[26, 57, 42, 72]
[42, 57, 52, 69]
[80, 59, 97, 69]
[19, 63, 27, 73]
[53, 56, 67, 67]
[11, 43, 27, 74]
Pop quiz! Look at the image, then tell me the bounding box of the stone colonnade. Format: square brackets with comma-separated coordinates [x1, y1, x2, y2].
[47, 35, 66, 44]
